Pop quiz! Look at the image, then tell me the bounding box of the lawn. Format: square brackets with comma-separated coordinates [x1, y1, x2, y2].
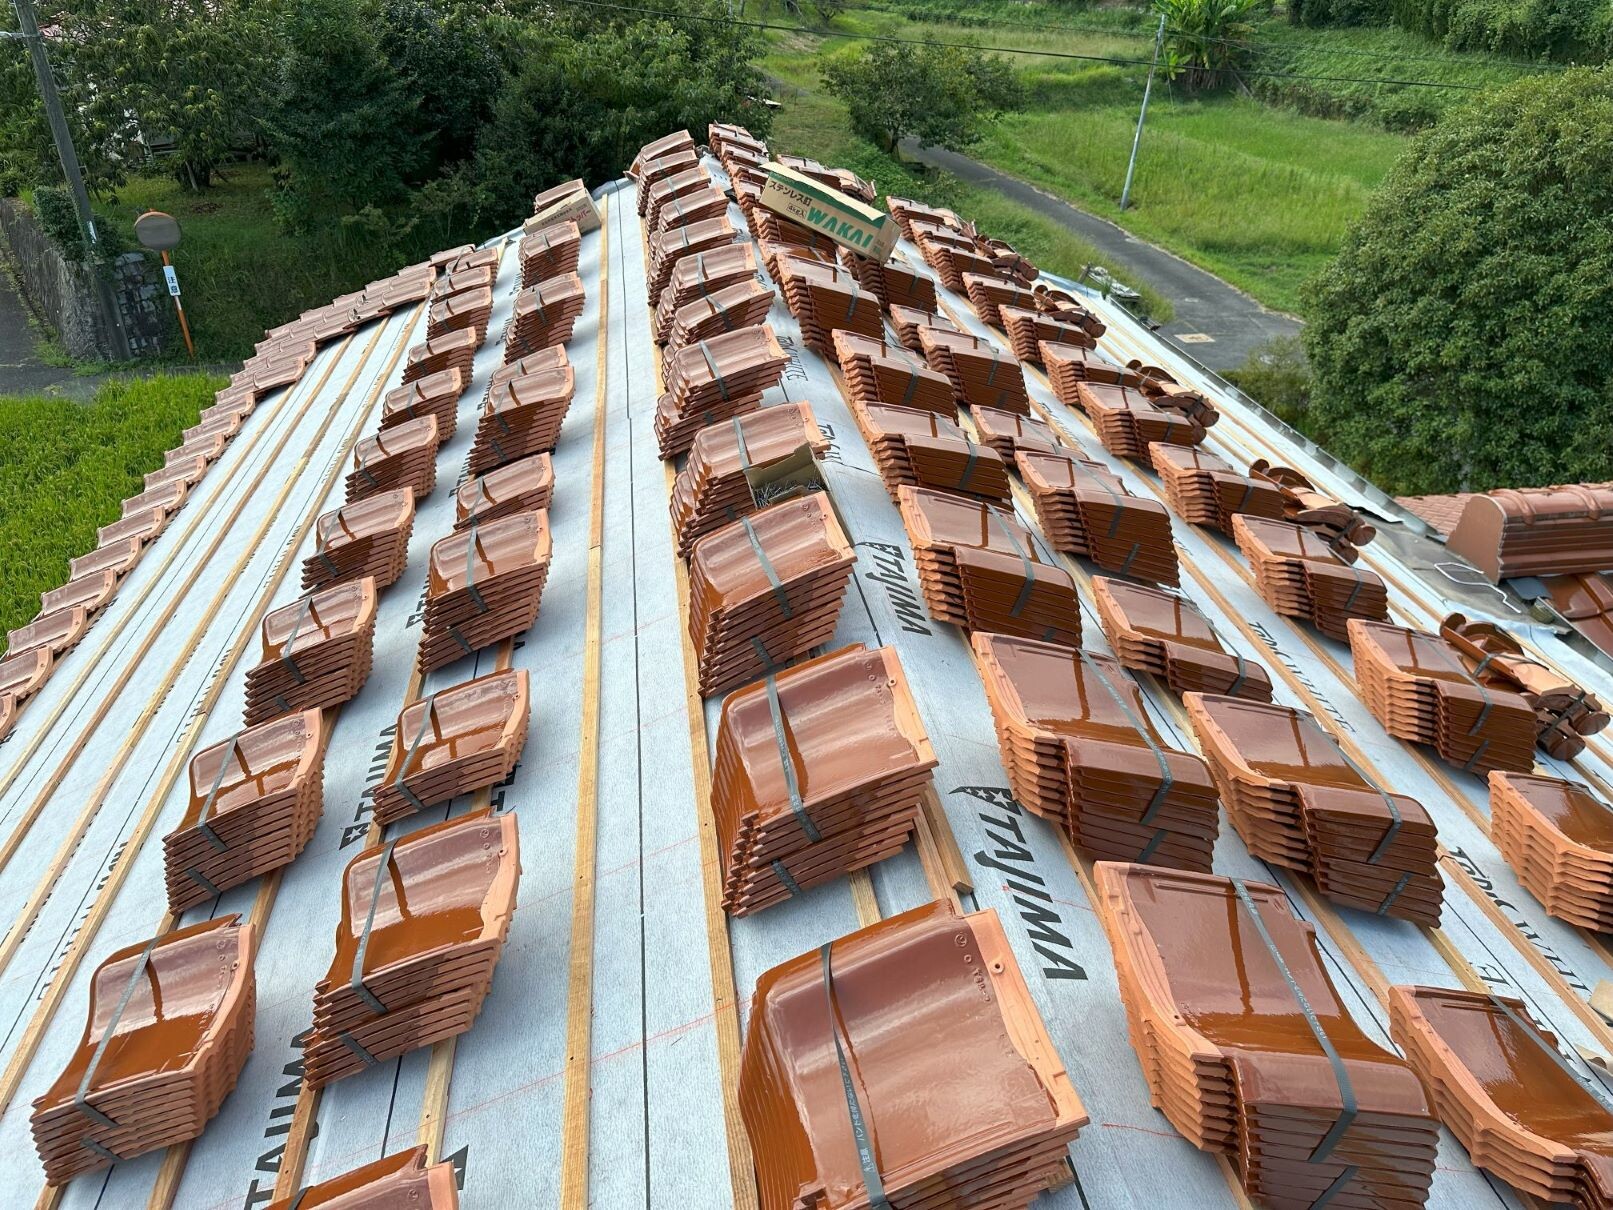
[765, 3, 1552, 315]
[98, 165, 434, 363]
[0, 373, 223, 650]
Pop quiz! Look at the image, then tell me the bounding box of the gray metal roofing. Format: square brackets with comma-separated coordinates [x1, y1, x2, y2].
[0, 159, 1610, 1209]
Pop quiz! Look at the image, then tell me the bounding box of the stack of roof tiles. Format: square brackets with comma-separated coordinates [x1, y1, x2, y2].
[630, 134, 700, 199]
[1348, 618, 1537, 774]
[370, 670, 530, 824]
[302, 488, 415, 591]
[889, 303, 956, 351]
[1076, 382, 1208, 466]
[653, 244, 758, 343]
[884, 194, 963, 240]
[1041, 341, 1142, 404]
[1015, 448, 1180, 585]
[835, 246, 936, 312]
[654, 325, 788, 459]
[855, 403, 1011, 505]
[670, 402, 829, 556]
[962, 272, 1036, 327]
[1390, 983, 1613, 1209]
[382, 368, 463, 443]
[418, 510, 551, 673]
[30, 916, 256, 1184]
[1441, 614, 1610, 759]
[503, 272, 586, 359]
[1490, 770, 1613, 931]
[740, 900, 1087, 1209]
[1232, 514, 1389, 641]
[432, 262, 495, 305]
[1186, 693, 1444, 924]
[1094, 864, 1441, 1208]
[404, 327, 479, 384]
[456, 454, 554, 531]
[970, 405, 1059, 461]
[774, 256, 883, 354]
[898, 486, 1082, 647]
[345, 415, 438, 502]
[244, 579, 377, 724]
[519, 220, 582, 287]
[652, 183, 730, 238]
[1445, 482, 1613, 584]
[426, 284, 493, 345]
[163, 711, 325, 912]
[265, 1147, 460, 1209]
[917, 231, 998, 294]
[469, 357, 575, 473]
[1093, 577, 1274, 701]
[666, 279, 777, 352]
[1251, 461, 1377, 562]
[831, 330, 956, 419]
[687, 494, 855, 696]
[712, 644, 936, 914]
[304, 810, 518, 1088]
[647, 216, 737, 300]
[917, 327, 1030, 414]
[643, 166, 713, 229]
[998, 306, 1095, 365]
[974, 635, 1220, 870]
[1152, 445, 1285, 533]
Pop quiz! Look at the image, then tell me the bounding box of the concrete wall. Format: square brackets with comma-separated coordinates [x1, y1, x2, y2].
[0, 199, 152, 361]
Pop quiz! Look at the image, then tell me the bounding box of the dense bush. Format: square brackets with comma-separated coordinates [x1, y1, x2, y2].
[1226, 335, 1313, 428]
[1157, 0, 1265, 91]
[1290, 0, 1394, 26]
[821, 41, 1024, 153]
[1302, 67, 1613, 494]
[1391, 0, 1610, 62]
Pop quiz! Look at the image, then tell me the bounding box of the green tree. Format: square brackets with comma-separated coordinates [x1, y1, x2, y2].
[1157, 0, 1263, 92]
[265, 0, 419, 227]
[820, 41, 1026, 155]
[1302, 67, 1613, 495]
[380, 0, 505, 182]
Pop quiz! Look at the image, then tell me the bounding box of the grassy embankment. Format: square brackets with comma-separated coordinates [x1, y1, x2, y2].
[767, 4, 1547, 315]
[0, 373, 223, 648]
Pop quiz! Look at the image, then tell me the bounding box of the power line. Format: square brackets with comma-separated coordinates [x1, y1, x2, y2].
[573, 0, 1489, 90]
[821, 0, 1557, 73]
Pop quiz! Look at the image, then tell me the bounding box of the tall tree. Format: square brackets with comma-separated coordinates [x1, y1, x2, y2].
[1303, 67, 1613, 495]
[820, 41, 1024, 155]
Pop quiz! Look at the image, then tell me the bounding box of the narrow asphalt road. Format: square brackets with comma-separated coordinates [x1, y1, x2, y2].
[902, 141, 1303, 373]
[0, 257, 80, 397]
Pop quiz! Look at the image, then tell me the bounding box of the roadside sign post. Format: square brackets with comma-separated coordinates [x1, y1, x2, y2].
[133, 210, 196, 360]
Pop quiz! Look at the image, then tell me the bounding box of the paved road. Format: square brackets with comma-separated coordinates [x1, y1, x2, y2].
[0, 257, 80, 397]
[902, 141, 1302, 373]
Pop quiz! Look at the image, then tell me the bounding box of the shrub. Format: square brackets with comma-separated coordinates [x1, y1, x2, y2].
[821, 41, 1024, 154]
[1226, 335, 1312, 428]
[1157, 0, 1265, 92]
[1292, 0, 1394, 25]
[1302, 67, 1613, 495]
[1391, 0, 1609, 63]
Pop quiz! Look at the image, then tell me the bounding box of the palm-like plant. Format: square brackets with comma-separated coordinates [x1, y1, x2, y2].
[1156, 0, 1264, 92]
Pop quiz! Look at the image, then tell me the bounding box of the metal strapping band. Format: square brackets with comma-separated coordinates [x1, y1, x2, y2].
[350, 839, 399, 1015]
[1231, 879, 1358, 1163]
[339, 1031, 381, 1066]
[448, 626, 474, 655]
[1078, 652, 1174, 824]
[766, 674, 820, 843]
[394, 695, 439, 812]
[358, 461, 379, 488]
[1487, 993, 1613, 1114]
[80, 1138, 121, 1163]
[74, 933, 162, 1135]
[742, 518, 792, 618]
[186, 867, 222, 897]
[1137, 827, 1169, 863]
[1226, 651, 1249, 697]
[197, 734, 242, 852]
[280, 595, 314, 684]
[730, 416, 752, 472]
[1376, 872, 1412, 917]
[1340, 566, 1366, 614]
[819, 944, 894, 1210]
[749, 635, 778, 671]
[1311, 1165, 1361, 1210]
[957, 441, 980, 492]
[987, 510, 1037, 619]
[317, 549, 340, 578]
[462, 522, 487, 613]
[772, 859, 803, 897]
[843, 282, 861, 324]
[1072, 461, 1129, 541]
[1332, 745, 1403, 866]
[698, 340, 730, 402]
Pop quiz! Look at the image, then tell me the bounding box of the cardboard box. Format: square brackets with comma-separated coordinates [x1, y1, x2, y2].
[759, 162, 897, 264]
[528, 180, 600, 235]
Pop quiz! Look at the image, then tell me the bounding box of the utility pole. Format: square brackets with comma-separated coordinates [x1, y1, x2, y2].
[1120, 14, 1165, 212]
[9, 0, 131, 358]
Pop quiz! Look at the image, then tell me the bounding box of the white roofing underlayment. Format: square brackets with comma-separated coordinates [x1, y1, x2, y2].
[1, 161, 1610, 1210]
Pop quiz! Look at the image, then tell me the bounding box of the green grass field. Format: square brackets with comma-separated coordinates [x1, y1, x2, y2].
[764, 3, 1551, 314]
[0, 373, 222, 650]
